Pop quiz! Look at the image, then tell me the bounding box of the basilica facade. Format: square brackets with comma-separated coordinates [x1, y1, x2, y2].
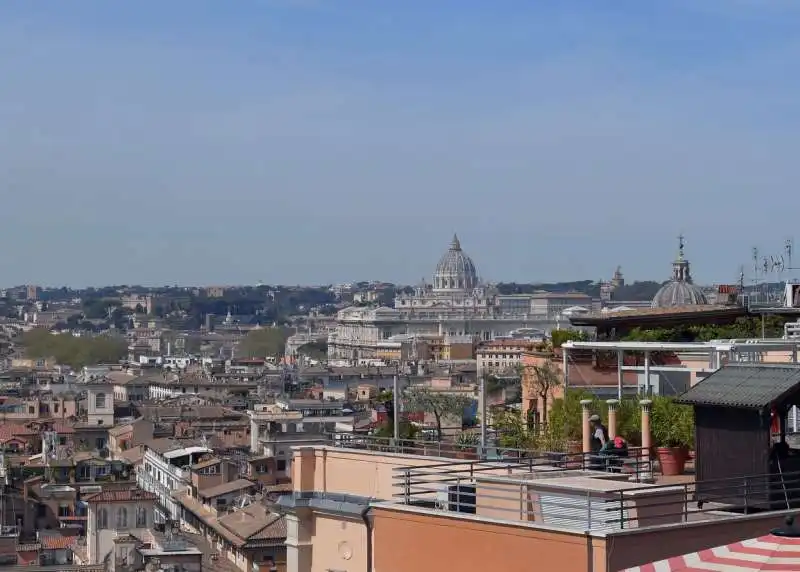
[327, 235, 585, 362]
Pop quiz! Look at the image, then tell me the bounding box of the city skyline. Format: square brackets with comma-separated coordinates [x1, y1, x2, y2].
[2, 1, 800, 285]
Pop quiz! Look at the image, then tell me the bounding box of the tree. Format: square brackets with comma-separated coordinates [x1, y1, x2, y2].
[551, 329, 589, 348]
[547, 389, 592, 443]
[492, 408, 534, 449]
[403, 386, 474, 441]
[373, 420, 419, 440]
[238, 327, 288, 358]
[521, 361, 562, 425]
[20, 328, 127, 370]
[623, 316, 786, 344]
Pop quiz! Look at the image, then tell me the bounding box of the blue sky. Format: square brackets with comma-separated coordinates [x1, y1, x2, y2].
[2, 1, 800, 287]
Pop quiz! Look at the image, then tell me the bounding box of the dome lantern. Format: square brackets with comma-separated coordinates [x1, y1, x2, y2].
[651, 234, 708, 308]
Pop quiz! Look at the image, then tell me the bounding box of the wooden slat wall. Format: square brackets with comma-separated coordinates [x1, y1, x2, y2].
[695, 406, 770, 507]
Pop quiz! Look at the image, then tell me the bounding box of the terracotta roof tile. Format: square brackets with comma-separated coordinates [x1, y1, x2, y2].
[85, 488, 156, 503]
[0, 423, 29, 443]
[40, 534, 78, 550]
[199, 479, 255, 499]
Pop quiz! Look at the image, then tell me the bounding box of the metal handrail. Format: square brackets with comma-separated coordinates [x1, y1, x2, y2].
[329, 432, 651, 471]
[390, 464, 800, 532]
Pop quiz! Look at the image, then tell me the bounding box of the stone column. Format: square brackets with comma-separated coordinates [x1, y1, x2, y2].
[606, 399, 619, 440]
[580, 399, 593, 454]
[640, 399, 653, 482]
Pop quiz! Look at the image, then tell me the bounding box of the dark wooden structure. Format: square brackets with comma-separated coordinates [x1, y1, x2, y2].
[678, 364, 800, 511]
[568, 305, 748, 338]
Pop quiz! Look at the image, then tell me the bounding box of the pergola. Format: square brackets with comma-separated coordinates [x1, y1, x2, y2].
[561, 339, 800, 399]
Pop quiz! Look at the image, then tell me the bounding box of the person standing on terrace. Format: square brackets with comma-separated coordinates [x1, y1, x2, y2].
[589, 414, 608, 452]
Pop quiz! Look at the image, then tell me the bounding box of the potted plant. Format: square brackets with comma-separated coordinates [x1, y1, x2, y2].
[650, 396, 694, 476]
[455, 430, 480, 460]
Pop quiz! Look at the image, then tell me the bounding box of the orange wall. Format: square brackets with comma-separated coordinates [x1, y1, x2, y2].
[372, 505, 607, 572]
[291, 446, 541, 499]
[311, 514, 368, 572]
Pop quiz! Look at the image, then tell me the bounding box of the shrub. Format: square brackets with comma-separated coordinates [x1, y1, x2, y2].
[650, 396, 694, 449]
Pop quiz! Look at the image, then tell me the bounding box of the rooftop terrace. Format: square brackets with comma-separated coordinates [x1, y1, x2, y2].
[288, 441, 800, 572]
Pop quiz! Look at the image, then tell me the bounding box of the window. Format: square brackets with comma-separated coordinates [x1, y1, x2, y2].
[276, 459, 286, 472]
[54, 403, 59, 414]
[95, 393, 106, 409]
[136, 507, 147, 528]
[98, 508, 108, 529]
[58, 504, 71, 518]
[116, 507, 128, 528]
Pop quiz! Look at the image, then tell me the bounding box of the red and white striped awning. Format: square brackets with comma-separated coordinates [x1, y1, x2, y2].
[623, 532, 800, 571]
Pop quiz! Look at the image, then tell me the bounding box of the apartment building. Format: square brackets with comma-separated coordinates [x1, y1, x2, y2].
[248, 399, 355, 480]
[108, 418, 155, 458]
[0, 395, 77, 421]
[276, 436, 800, 572]
[475, 338, 539, 376]
[172, 459, 287, 572]
[136, 438, 213, 523]
[22, 465, 136, 537]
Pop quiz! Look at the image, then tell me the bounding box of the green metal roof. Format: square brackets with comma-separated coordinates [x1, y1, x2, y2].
[677, 364, 800, 409]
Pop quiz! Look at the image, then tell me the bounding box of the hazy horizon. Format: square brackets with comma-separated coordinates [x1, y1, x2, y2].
[2, 1, 799, 287]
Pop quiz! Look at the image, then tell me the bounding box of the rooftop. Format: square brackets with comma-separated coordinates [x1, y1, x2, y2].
[199, 478, 256, 499]
[175, 492, 286, 547]
[84, 488, 156, 503]
[289, 442, 800, 571]
[569, 304, 747, 326]
[678, 363, 800, 409]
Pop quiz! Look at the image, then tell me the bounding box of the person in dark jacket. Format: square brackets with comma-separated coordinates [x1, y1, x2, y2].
[589, 414, 608, 451]
[588, 414, 609, 470]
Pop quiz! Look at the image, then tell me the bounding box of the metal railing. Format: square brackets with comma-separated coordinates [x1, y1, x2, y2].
[330, 433, 652, 478]
[391, 464, 800, 532]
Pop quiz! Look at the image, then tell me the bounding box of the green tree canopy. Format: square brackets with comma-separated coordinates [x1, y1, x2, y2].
[403, 386, 474, 441]
[21, 328, 127, 370]
[623, 316, 785, 343]
[373, 420, 419, 440]
[551, 329, 589, 348]
[237, 327, 289, 358]
[546, 390, 643, 447]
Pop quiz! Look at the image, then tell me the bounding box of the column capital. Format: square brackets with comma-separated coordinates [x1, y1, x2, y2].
[606, 398, 619, 410]
[580, 399, 593, 409]
[640, 399, 652, 412]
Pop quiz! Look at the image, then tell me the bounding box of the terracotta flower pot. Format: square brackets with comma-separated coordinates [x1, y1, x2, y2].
[657, 446, 689, 476]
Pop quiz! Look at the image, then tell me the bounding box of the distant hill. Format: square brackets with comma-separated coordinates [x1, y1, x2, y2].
[496, 280, 664, 302]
